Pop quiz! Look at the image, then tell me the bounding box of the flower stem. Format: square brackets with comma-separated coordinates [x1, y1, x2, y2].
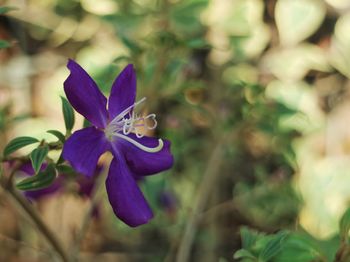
[0, 172, 69, 262]
[69, 168, 107, 261]
[175, 137, 226, 262]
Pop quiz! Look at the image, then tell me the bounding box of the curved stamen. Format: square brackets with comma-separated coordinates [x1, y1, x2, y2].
[145, 113, 157, 130]
[114, 133, 164, 153]
[136, 132, 144, 138]
[109, 97, 147, 125]
[105, 97, 163, 151]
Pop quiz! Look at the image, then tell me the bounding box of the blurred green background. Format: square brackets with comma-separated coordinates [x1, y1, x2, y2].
[1, 0, 350, 261]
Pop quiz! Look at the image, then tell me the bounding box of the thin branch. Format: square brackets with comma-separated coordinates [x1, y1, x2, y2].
[0, 233, 50, 256]
[0, 173, 69, 262]
[175, 136, 226, 262]
[68, 167, 108, 261]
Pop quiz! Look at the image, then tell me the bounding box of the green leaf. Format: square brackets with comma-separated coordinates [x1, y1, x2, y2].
[0, 40, 10, 49]
[3, 136, 39, 157]
[56, 164, 77, 175]
[170, 0, 208, 32]
[47, 130, 65, 143]
[61, 97, 75, 132]
[0, 6, 18, 15]
[340, 207, 350, 242]
[241, 226, 259, 250]
[259, 231, 289, 262]
[83, 118, 91, 128]
[56, 154, 64, 165]
[186, 38, 210, 49]
[30, 145, 49, 174]
[16, 164, 56, 191]
[234, 249, 256, 260]
[274, 233, 323, 262]
[121, 35, 142, 54]
[113, 55, 131, 64]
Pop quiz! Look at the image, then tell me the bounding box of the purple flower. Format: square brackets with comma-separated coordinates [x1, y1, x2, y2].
[62, 59, 174, 227]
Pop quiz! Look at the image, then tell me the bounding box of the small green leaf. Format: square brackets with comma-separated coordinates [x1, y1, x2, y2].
[47, 130, 65, 143]
[259, 231, 289, 262]
[186, 38, 210, 49]
[241, 226, 259, 250]
[0, 6, 18, 15]
[3, 136, 39, 157]
[0, 40, 10, 49]
[61, 97, 75, 132]
[56, 164, 77, 175]
[83, 118, 91, 128]
[121, 35, 142, 54]
[274, 233, 323, 262]
[16, 164, 56, 191]
[234, 249, 256, 260]
[56, 154, 65, 165]
[30, 145, 49, 174]
[170, 0, 208, 32]
[340, 207, 350, 242]
[112, 55, 130, 64]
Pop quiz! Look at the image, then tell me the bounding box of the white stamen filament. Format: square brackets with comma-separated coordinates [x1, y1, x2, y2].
[105, 97, 163, 153]
[109, 97, 147, 125]
[114, 133, 164, 153]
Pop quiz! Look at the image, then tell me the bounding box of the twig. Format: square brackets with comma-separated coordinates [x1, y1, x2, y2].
[0, 155, 28, 163]
[0, 233, 50, 255]
[0, 172, 69, 262]
[69, 167, 107, 261]
[175, 137, 226, 262]
[6, 187, 69, 262]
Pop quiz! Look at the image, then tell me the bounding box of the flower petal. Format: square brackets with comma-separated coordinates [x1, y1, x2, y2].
[62, 127, 109, 177]
[77, 165, 102, 197]
[108, 64, 136, 119]
[64, 59, 108, 128]
[106, 156, 153, 227]
[116, 133, 174, 176]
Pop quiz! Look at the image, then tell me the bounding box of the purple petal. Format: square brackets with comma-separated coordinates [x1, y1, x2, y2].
[116, 134, 174, 176]
[108, 64, 136, 119]
[105, 156, 153, 227]
[64, 59, 109, 128]
[77, 165, 102, 197]
[62, 127, 109, 177]
[19, 162, 47, 175]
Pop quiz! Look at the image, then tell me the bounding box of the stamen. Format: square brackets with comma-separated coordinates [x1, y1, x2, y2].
[114, 133, 164, 153]
[109, 97, 147, 125]
[105, 97, 163, 152]
[145, 114, 157, 130]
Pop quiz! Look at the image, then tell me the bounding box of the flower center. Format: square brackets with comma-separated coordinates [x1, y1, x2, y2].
[105, 97, 163, 153]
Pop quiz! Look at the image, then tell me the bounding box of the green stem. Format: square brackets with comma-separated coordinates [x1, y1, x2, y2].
[175, 136, 226, 262]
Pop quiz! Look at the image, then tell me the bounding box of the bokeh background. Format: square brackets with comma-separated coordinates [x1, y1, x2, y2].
[1, 0, 350, 261]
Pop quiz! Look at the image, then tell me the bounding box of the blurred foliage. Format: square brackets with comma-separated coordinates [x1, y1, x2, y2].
[1, 0, 350, 261]
[235, 207, 350, 262]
